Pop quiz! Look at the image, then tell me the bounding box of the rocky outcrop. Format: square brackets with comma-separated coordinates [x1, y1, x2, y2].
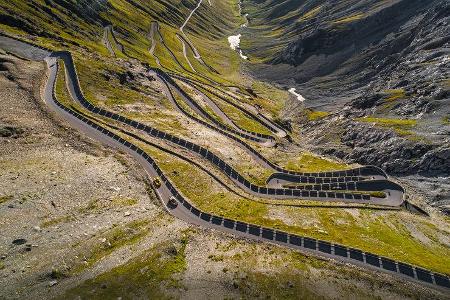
[304, 119, 450, 177]
[341, 122, 435, 175]
[417, 147, 450, 176]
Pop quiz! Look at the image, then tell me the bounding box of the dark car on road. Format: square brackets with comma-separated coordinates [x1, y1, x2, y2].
[167, 197, 178, 209]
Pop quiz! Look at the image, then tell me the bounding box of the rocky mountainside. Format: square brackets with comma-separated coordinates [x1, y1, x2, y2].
[243, 0, 449, 105]
[241, 0, 450, 211]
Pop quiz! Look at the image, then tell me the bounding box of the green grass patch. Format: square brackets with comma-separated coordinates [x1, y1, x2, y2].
[370, 191, 387, 198]
[332, 13, 365, 24]
[78, 198, 102, 214]
[41, 215, 76, 228]
[355, 116, 417, 136]
[74, 194, 138, 214]
[55, 60, 73, 107]
[307, 110, 330, 121]
[111, 197, 138, 207]
[72, 219, 151, 274]
[234, 269, 324, 299]
[250, 81, 287, 117]
[60, 231, 189, 299]
[299, 5, 323, 22]
[0, 195, 13, 204]
[284, 152, 349, 173]
[384, 89, 406, 101]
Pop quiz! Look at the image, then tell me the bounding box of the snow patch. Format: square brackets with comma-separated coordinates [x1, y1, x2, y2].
[288, 88, 305, 102]
[239, 50, 248, 60]
[241, 14, 249, 27]
[228, 34, 241, 50]
[228, 34, 248, 60]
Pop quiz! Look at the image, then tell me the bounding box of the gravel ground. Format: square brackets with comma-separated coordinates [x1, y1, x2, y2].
[0, 52, 167, 298]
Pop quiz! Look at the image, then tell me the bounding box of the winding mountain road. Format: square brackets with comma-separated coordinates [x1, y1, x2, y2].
[180, 0, 203, 60]
[175, 76, 285, 138]
[52, 50, 401, 206]
[150, 69, 277, 146]
[174, 75, 288, 137]
[178, 0, 217, 73]
[1, 34, 449, 292]
[176, 34, 196, 72]
[103, 25, 124, 56]
[44, 53, 449, 293]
